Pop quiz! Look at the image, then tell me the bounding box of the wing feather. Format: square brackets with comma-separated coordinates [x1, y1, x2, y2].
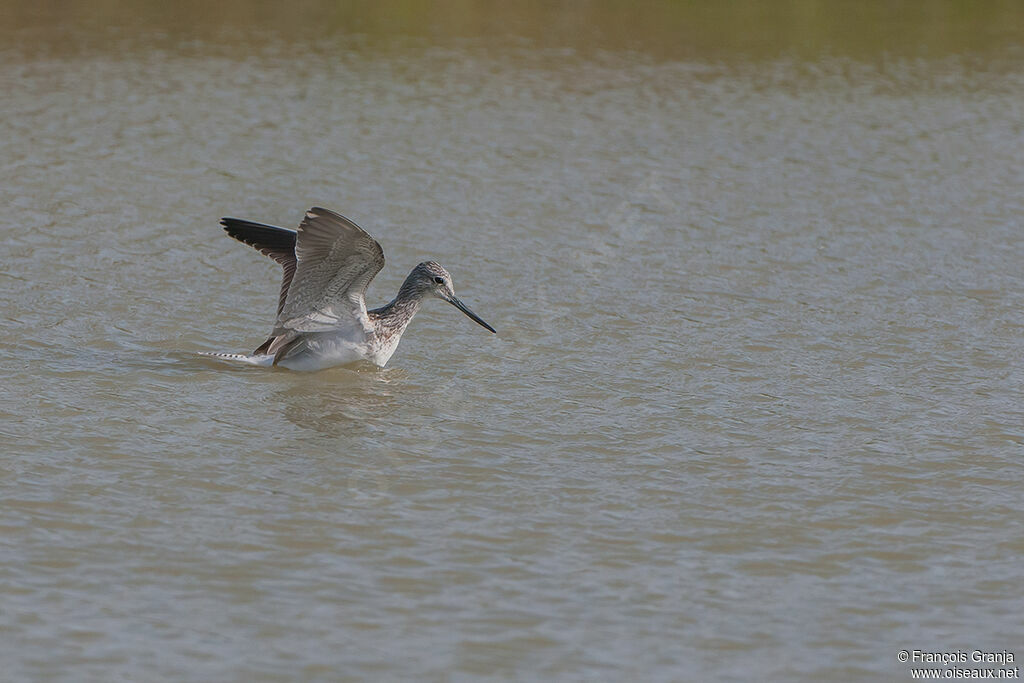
[277, 207, 385, 332]
[221, 217, 298, 316]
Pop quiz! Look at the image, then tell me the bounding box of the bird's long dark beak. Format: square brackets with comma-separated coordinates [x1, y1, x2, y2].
[447, 295, 496, 333]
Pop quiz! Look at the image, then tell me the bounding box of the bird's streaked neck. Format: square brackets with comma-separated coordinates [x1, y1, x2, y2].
[369, 267, 438, 339]
[370, 284, 426, 336]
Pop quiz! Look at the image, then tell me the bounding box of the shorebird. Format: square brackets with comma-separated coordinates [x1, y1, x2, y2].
[202, 206, 495, 371]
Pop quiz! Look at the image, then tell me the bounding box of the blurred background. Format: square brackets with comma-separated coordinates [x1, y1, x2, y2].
[6, 0, 1024, 60]
[2, 2, 1023, 682]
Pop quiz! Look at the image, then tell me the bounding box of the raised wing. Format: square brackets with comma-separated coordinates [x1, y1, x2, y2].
[277, 207, 385, 333]
[221, 217, 297, 316]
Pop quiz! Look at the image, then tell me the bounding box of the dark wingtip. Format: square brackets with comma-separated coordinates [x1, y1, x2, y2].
[220, 217, 241, 234]
[219, 217, 297, 253]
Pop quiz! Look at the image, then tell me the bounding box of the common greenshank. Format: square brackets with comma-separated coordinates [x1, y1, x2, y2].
[202, 207, 495, 371]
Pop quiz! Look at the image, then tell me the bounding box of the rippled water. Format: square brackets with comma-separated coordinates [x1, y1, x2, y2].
[2, 3, 1024, 681]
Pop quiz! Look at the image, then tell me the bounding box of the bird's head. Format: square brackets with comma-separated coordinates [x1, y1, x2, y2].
[408, 261, 496, 333]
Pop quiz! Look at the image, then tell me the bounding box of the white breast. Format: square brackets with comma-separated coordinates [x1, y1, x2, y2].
[367, 334, 404, 367]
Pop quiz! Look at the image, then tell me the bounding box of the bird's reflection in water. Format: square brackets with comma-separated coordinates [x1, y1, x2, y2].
[275, 363, 408, 436]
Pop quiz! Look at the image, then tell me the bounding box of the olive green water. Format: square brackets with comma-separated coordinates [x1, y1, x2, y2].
[2, 3, 1023, 681]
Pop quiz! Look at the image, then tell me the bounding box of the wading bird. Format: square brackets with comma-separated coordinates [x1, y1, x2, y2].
[202, 207, 495, 371]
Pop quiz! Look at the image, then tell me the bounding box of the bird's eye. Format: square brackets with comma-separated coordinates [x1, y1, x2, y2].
[433, 276, 445, 285]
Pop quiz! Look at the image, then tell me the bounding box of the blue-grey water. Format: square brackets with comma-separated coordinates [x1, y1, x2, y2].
[2, 3, 1023, 681]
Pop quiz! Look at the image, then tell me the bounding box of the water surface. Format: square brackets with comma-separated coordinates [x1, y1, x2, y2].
[2, 3, 1023, 681]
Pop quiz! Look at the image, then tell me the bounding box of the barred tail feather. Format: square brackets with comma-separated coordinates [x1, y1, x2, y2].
[197, 351, 275, 367]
